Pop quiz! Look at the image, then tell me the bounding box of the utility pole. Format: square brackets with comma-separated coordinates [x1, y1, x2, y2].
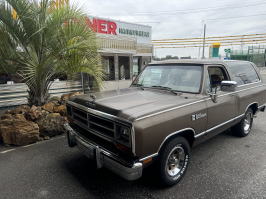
[202, 23, 206, 59]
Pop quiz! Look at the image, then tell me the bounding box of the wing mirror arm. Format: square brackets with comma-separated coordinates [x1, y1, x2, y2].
[208, 81, 237, 103]
[209, 86, 218, 103]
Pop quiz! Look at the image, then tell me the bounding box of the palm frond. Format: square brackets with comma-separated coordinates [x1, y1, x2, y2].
[0, 0, 103, 106]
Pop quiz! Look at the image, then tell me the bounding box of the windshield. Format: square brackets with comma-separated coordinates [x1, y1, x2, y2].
[132, 65, 203, 93]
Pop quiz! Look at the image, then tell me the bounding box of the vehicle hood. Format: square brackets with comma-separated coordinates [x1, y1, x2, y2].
[69, 88, 202, 121]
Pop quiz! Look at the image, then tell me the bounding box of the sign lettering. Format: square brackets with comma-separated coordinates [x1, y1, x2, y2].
[86, 17, 117, 35]
[85, 16, 152, 44]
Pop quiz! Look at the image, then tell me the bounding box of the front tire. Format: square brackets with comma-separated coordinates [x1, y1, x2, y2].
[232, 108, 254, 137]
[158, 137, 190, 186]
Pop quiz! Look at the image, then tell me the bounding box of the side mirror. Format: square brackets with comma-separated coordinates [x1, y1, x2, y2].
[221, 81, 237, 92]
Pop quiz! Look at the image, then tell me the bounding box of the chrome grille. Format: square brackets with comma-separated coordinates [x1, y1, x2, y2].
[69, 105, 116, 139]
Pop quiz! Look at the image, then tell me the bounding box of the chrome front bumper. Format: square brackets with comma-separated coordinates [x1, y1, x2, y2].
[64, 123, 143, 181]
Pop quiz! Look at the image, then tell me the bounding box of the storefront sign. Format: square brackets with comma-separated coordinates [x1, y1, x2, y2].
[86, 16, 151, 44]
[86, 18, 117, 35]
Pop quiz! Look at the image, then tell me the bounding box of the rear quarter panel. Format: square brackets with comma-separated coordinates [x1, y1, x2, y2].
[236, 82, 266, 114]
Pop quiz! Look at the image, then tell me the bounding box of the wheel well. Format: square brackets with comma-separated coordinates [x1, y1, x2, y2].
[248, 103, 258, 114]
[159, 130, 195, 153]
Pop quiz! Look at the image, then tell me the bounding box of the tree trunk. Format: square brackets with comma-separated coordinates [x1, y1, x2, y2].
[27, 82, 50, 106]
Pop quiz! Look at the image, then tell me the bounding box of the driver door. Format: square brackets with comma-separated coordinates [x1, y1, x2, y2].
[205, 65, 237, 135]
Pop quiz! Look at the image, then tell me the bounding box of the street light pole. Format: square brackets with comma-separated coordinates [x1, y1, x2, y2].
[202, 23, 206, 59]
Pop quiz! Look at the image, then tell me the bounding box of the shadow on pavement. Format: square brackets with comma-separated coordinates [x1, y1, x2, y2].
[61, 129, 239, 197]
[62, 154, 169, 198]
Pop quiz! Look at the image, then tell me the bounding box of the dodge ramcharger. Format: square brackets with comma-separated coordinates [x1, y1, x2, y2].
[64, 59, 266, 186]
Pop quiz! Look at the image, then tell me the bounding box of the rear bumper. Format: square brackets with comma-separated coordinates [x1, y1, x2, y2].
[64, 123, 143, 181]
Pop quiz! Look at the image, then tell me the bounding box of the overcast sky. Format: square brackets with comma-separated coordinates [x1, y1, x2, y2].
[71, 0, 266, 58]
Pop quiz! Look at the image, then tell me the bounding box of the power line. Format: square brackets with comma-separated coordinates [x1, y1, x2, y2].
[207, 13, 266, 21]
[134, 1, 266, 16]
[152, 33, 266, 42]
[161, 41, 266, 47]
[155, 42, 266, 48]
[153, 37, 266, 45]
[154, 41, 266, 47]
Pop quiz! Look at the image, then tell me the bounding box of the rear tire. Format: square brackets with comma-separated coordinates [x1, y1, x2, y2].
[157, 137, 190, 186]
[232, 108, 254, 137]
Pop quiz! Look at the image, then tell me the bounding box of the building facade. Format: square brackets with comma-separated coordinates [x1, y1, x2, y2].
[86, 16, 153, 83]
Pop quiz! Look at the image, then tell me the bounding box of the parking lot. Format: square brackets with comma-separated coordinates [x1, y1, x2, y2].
[0, 111, 265, 199]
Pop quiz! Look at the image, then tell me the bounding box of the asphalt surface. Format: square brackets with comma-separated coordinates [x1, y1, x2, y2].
[0, 112, 265, 199]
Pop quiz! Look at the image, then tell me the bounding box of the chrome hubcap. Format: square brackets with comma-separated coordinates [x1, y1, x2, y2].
[166, 145, 186, 177]
[244, 112, 252, 134]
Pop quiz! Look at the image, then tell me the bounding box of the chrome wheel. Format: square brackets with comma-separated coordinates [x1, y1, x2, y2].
[232, 108, 254, 137]
[165, 145, 186, 177]
[244, 112, 253, 134]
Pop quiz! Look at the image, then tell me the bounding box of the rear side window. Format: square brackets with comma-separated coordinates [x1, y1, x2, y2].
[227, 62, 260, 85]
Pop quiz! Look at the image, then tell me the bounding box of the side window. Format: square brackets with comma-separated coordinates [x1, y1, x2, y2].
[207, 66, 229, 91]
[227, 62, 260, 85]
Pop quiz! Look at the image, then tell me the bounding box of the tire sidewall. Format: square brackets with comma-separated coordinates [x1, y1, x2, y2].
[159, 137, 191, 186]
[241, 108, 254, 136]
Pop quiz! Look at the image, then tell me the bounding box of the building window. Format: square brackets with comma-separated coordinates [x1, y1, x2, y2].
[119, 56, 130, 80]
[102, 56, 115, 81]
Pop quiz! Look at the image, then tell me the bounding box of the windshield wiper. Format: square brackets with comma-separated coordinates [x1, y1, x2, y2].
[151, 85, 181, 95]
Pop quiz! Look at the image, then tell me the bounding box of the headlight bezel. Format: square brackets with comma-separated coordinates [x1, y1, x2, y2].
[115, 123, 132, 148]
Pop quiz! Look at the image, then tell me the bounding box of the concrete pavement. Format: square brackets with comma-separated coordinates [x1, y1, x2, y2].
[0, 113, 265, 199]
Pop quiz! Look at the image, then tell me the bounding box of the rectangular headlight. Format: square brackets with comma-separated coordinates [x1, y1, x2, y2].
[116, 125, 131, 146]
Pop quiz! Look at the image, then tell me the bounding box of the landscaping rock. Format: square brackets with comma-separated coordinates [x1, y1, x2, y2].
[0, 116, 39, 146]
[48, 96, 61, 104]
[54, 105, 67, 116]
[42, 102, 56, 113]
[4, 110, 12, 114]
[0, 92, 76, 145]
[36, 113, 67, 137]
[25, 105, 46, 121]
[13, 114, 27, 121]
[1, 114, 13, 120]
[61, 92, 82, 103]
[0, 115, 13, 142]
[9, 105, 30, 115]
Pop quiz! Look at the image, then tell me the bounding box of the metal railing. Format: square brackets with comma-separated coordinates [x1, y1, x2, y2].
[0, 81, 83, 108]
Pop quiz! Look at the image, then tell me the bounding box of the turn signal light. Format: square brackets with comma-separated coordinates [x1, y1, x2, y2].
[142, 157, 153, 165]
[115, 143, 130, 152]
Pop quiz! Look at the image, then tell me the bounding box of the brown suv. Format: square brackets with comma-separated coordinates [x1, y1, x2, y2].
[64, 59, 266, 186]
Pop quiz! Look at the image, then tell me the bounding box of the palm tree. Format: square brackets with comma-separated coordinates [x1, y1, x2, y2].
[0, 0, 103, 106]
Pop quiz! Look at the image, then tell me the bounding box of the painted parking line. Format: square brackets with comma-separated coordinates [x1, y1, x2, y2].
[22, 143, 36, 148]
[0, 149, 16, 154]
